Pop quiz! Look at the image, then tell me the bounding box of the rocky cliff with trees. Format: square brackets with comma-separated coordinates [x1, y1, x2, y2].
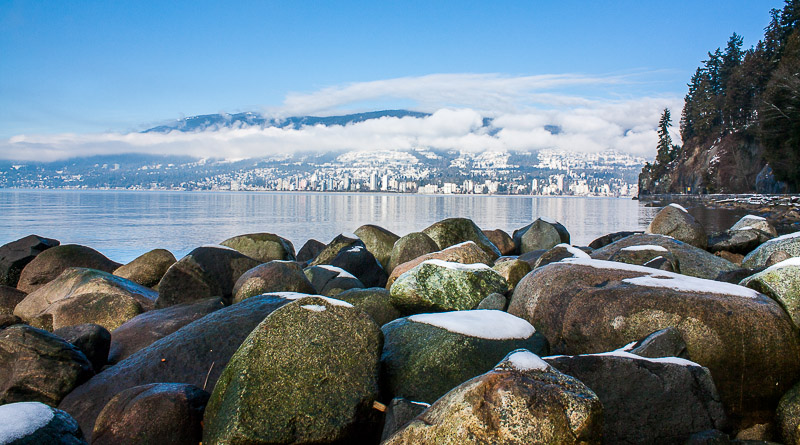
[640, 0, 800, 195]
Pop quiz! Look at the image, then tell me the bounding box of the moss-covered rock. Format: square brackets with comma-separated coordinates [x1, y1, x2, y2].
[387, 241, 493, 288]
[232, 260, 314, 303]
[335, 287, 401, 326]
[383, 349, 602, 445]
[355, 224, 399, 272]
[743, 232, 800, 269]
[381, 310, 548, 404]
[17, 245, 120, 293]
[491, 258, 531, 292]
[777, 381, 800, 445]
[591, 233, 737, 279]
[304, 264, 365, 296]
[113, 249, 176, 288]
[388, 232, 440, 274]
[309, 233, 360, 267]
[422, 218, 501, 260]
[202, 297, 383, 444]
[740, 258, 800, 328]
[14, 268, 157, 331]
[390, 260, 508, 314]
[220, 232, 296, 262]
[731, 215, 778, 237]
[513, 218, 571, 254]
[508, 258, 800, 426]
[156, 246, 260, 307]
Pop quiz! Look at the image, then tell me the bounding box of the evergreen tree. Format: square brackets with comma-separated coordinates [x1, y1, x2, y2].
[656, 108, 675, 166]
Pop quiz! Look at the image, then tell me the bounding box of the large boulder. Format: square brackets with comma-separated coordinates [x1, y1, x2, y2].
[58, 294, 292, 441]
[589, 231, 641, 249]
[383, 349, 603, 445]
[220, 232, 296, 262]
[296, 239, 325, 263]
[202, 297, 383, 444]
[390, 260, 508, 314]
[308, 233, 360, 267]
[304, 265, 366, 296]
[155, 245, 260, 307]
[591, 233, 738, 279]
[386, 241, 493, 288]
[112, 248, 176, 288]
[743, 232, 800, 269]
[0, 285, 26, 315]
[422, 217, 501, 260]
[482, 229, 516, 255]
[646, 204, 708, 249]
[108, 297, 223, 364]
[0, 402, 86, 445]
[508, 258, 800, 425]
[16, 245, 120, 293]
[0, 235, 59, 288]
[534, 243, 590, 268]
[13, 268, 157, 332]
[388, 232, 440, 274]
[355, 224, 400, 271]
[513, 218, 571, 254]
[731, 215, 778, 237]
[0, 325, 93, 407]
[777, 381, 800, 445]
[91, 383, 209, 445]
[329, 242, 388, 288]
[53, 324, 110, 373]
[335, 287, 402, 326]
[708, 230, 764, 255]
[380, 310, 549, 404]
[740, 257, 800, 328]
[545, 349, 727, 443]
[231, 261, 314, 303]
[608, 244, 680, 272]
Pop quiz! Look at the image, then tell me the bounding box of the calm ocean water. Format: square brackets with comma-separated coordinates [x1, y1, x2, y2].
[0, 190, 664, 264]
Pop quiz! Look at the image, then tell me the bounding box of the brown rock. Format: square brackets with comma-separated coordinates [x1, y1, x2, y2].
[231, 260, 315, 303]
[17, 245, 120, 293]
[482, 229, 515, 255]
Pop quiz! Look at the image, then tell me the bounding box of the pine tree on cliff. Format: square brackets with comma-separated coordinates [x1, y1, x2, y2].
[655, 108, 675, 167]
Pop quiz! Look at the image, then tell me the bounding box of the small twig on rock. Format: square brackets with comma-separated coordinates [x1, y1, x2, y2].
[203, 362, 216, 391]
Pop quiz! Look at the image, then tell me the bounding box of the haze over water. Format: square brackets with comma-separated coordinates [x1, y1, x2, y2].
[0, 190, 662, 263]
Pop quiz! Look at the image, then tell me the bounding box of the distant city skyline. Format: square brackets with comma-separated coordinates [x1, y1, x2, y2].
[0, 1, 785, 160]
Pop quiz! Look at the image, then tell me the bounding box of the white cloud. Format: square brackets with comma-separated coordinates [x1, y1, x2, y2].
[0, 73, 684, 162]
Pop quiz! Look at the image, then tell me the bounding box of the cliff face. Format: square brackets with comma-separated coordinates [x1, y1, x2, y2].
[639, 132, 781, 195]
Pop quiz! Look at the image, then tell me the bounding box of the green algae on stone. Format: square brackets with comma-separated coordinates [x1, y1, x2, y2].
[390, 259, 508, 314]
[741, 257, 800, 328]
[422, 218, 501, 260]
[202, 296, 383, 444]
[355, 224, 400, 272]
[335, 287, 402, 326]
[113, 249, 176, 288]
[220, 233, 296, 263]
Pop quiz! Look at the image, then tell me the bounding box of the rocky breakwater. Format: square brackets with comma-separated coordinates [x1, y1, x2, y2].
[2, 207, 800, 443]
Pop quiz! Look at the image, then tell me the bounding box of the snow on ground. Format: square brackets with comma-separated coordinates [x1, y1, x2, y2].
[409, 310, 536, 340]
[505, 350, 550, 371]
[0, 402, 54, 443]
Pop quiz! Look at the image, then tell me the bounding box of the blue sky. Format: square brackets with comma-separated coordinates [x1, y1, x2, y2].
[0, 0, 786, 159]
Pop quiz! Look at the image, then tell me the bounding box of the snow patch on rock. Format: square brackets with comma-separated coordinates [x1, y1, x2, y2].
[0, 402, 54, 443]
[506, 350, 550, 371]
[317, 265, 356, 279]
[668, 203, 688, 213]
[620, 245, 669, 253]
[268, 292, 354, 307]
[422, 259, 491, 271]
[763, 256, 800, 273]
[409, 310, 536, 340]
[301, 304, 326, 312]
[554, 243, 590, 258]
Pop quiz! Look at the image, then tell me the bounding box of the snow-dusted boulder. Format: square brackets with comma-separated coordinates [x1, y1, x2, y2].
[741, 257, 800, 328]
[508, 258, 800, 426]
[591, 233, 738, 279]
[232, 261, 314, 303]
[608, 244, 680, 272]
[386, 241, 492, 288]
[534, 243, 590, 268]
[731, 214, 777, 237]
[383, 349, 602, 444]
[389, 259, 508, 314]
[202, 296, 382, 444]
[513, 218, 571, 254]
[422, 217, 502, 260]
[743, 231, 800, 269]
[0, 402, 86, 444]
[304, 264, 365, 296]
[646, 203, 707, 249]
[380, 310, 548, 404]
[308, 233, 360, 267]
[545, 347, 727, 443]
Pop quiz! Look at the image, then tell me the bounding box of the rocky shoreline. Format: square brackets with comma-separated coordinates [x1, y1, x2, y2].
[1, 207, 800, 444]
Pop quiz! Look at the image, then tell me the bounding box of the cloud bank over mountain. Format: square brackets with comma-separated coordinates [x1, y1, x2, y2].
[1, 73, 682, 162]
